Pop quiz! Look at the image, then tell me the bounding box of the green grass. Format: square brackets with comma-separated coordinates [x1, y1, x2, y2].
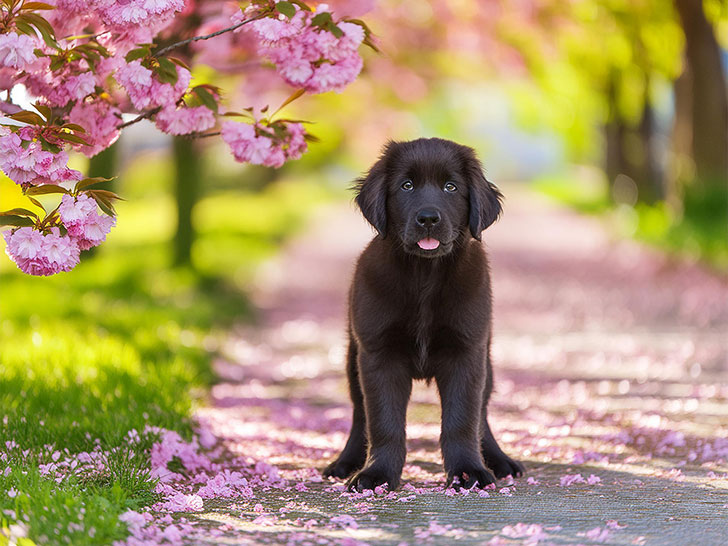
[0, 161, 332, 544]
[533, 173, 728, 272]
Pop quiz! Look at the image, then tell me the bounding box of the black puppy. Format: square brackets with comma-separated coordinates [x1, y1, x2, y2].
[323, 138, 524, 491]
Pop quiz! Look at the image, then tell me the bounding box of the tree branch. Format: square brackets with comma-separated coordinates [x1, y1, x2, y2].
[187, 130, 222, 139]
[153, 14, 266, 57]
[117, 107, 161, 129]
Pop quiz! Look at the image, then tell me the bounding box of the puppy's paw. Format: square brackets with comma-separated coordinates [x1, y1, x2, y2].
[322, 456, 365, 480]
[346, 466, 400, 492]
[484, 453, 525, 479]
[446, 464, 496, 490]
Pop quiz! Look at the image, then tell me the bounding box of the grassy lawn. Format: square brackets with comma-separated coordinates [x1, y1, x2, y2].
[0, 152, 332, 545]
[533, 173, 728, 272]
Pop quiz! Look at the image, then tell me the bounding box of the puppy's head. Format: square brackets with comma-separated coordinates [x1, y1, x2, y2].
[355, 138, 502, 258]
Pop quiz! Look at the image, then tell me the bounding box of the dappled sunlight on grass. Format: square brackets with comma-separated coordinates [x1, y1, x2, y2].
[0, 148, 333, 542]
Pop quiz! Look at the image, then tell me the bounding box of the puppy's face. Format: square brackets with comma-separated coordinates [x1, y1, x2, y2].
[355, 138, 503, 258]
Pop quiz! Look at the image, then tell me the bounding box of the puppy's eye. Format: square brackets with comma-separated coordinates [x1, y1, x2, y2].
[401, 180, 414, 191]
[444, 182, 457, 193]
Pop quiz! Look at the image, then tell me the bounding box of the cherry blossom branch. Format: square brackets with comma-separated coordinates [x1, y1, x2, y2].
[188, 130, 221, 139]
[117, 107, 162, 129]
[153, 14, 266, 57]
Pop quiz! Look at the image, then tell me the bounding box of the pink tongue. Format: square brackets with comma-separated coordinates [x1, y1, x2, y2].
[417, 238, 440, 250]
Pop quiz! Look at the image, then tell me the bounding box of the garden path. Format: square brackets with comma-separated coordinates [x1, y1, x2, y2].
[190, 184, 728, 545]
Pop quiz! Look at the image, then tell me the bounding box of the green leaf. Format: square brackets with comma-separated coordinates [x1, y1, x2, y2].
[25, 185, 69, 196]
[61, 123, 86, 133]
[75, 177, 115, 191]
[271, 88, 305, 118]
[167, 56, 190, 70]
[8, 110, 45, 125]
[49, 56, 65, 71]
[21, 2, 55, 10]
[87, 189, 123, 202]
[87, 191, 117, 216]
[125, 46, 151, 63]
[326, 21, 343, 38]
[290, 0, 312, 11]
[38, 139, 61, 154]
[0, 208, 39, 219]
[24, 197, 45, 212]
[0, 215, 35, 227]
[363, 36, 380, 52]
[34, 103, 51, 122]
[14, 20, 36, 38]
[56, 132, 90, 145]
[311, 12, 333, 27]
[222, 110, 254, 120]
[156, 57, 179, 85]
[19, 12, 58, 49]
[275, 1, 296, 18]
[192, 87, 218, 113]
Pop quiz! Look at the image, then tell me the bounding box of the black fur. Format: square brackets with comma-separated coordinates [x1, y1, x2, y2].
[323, 138, 523, 491]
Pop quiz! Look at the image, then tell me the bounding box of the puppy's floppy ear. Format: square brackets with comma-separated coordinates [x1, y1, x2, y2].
[354, 144, 394, 237]
[464, 151, 503, 241]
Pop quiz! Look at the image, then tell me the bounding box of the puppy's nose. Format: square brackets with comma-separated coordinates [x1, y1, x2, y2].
[416, 208, 441, 227]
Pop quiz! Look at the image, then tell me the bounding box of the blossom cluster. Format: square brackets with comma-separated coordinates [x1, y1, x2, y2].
[244, 7, 365, 93]
[115, 60, 191, 111]
[0, 0, 371, 276]
[0, 32, 37, 71]
[3, 226, 79, 276]
[0, 127, 82, 188]
[221, 120, 307, 168]
[58, 193, 116, 251]
[3, 193, 115, 276]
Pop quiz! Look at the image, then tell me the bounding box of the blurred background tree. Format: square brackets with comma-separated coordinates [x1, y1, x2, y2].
[4, 0, 724, 272]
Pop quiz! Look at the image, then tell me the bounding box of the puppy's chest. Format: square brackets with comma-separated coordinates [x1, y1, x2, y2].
[400, 285, 453, 377]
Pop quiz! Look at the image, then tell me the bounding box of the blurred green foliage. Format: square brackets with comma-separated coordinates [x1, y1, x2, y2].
[0, 152, 331, 544]
[535, 172, 728, 270]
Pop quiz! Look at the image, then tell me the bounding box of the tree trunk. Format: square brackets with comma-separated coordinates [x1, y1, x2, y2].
[172, 137, 202, 267]
[605, 72, 626, 186]
[673, 0, 728, 184]
[635, 77, 664, 203]
[669, 62, 694, 206]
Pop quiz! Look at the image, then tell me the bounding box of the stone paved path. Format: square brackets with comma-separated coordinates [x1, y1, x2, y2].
[192, 184, 728, 545]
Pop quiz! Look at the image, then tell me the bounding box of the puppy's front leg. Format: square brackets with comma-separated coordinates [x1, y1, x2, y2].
[346, 349, 412, 491]
[436, 356, 496, 489]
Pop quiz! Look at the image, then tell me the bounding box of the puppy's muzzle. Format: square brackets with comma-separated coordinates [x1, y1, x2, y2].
[415, 208, 441, 228]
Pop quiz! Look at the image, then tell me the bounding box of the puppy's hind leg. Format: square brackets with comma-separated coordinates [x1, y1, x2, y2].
[480, 347, 525, 479]
[323, 335, 367, 479]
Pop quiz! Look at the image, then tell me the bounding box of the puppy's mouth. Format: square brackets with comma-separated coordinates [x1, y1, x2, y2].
[417, 238, 440, 251]
[406, 237, 453, 258]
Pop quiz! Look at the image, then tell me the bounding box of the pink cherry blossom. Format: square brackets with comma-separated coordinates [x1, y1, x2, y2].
[42, 228, 81, 269]
[247, 7, 365, 94]
[4, 227, 80, 276]
[221, 121, 307, 168]
[3, 227, 43, 260]
[59, 193, 98, 226]
[559, 473, 587, 487]
[115, 60, 190, 111]
[157, 492, 204, 512]
[46, 72, 97, 107]
[0, 33, 38, 70]
[100, 0, 185, 27]
[73, 212, 116, 251]
[59, 193, 116, 251]
[68, 100, 122, 157]
[0, 129, 82, 187]
[154, 104, 216, 136]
